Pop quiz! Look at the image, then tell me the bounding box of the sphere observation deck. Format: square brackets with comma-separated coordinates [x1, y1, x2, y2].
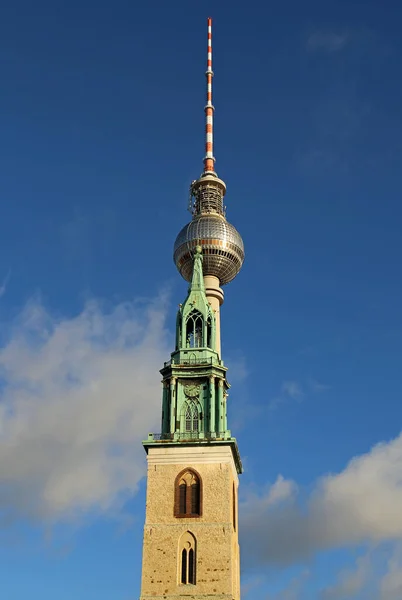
[173, 176, 244, 286]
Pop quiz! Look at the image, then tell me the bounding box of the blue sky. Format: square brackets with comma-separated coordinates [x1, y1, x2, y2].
[1, 0, 402, 598]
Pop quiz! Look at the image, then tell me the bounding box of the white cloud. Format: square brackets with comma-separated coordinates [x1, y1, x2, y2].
[269, 380, 304, 410]
[226, 354, 248, 384]
[308, 378, 330, 393]
[317, 544, 402, 600]
[281, 381, 304, 400]
[241, 433, 402, 566]
[241, 575, 264, 598]
[0, 270, 11, 298]
[242, 476, 297, 516]
[266, 569, 310, 600]
[380, 543, 402, 600]
[307, 31, 348, 52]
[267, 476, 298, 506]
[0, 296, 169, 524]
[320, 552, 372, 599]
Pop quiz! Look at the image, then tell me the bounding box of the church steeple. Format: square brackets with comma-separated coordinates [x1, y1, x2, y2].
[162, 243, 231, 442]
[175, 246, 216, 355]
[140, 19, 243, 600]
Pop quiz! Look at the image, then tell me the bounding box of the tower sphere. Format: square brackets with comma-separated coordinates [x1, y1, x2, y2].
[173, 213, 244, 286]
[173, 15, 244, 287]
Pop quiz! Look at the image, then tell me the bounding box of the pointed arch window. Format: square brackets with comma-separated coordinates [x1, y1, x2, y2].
[174, 469, 202, 518]
[188, 548, 195, 583]
[191, 479, 200, 515]
[185, 401, 199, 432]
[178, 531, 196, 585]
[181, 549, 187, 584]
[206, 315, 212, 349]
[232, 482, 236, 531]
[179, 482, 187, 514]
[186, 310, 204, 348]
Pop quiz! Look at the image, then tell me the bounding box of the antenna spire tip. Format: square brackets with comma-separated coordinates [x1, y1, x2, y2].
[204, 16, 215, 174]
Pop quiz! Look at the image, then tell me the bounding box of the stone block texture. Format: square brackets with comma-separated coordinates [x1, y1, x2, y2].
[139, 445, 240, 600]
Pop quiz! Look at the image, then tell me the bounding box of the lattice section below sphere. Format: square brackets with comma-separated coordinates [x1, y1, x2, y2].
[173, 216, 244, 285]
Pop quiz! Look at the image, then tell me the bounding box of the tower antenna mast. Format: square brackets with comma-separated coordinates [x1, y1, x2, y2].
[204, 17, 215, 175]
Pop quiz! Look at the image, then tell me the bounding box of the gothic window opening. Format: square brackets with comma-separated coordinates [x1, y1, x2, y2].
[188, 549, 195, 583]
[179, 482, 187, 514]
[206, 315, 212, 348]
[178, 531, 196, 585]
[175, 469, 202, 518]
[186, 310, 204, 348]
[233, 482, 236, 531]
[185, 401, 199, 432]
[191, 481, 200, 515]
[181, 549, 187, 584]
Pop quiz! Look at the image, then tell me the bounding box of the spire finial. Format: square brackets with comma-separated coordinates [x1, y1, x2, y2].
[203, 17, 216, 175]
[189, 245, 205, 292]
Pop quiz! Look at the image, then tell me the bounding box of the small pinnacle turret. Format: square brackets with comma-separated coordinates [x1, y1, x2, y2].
[187, 245, 206, 292]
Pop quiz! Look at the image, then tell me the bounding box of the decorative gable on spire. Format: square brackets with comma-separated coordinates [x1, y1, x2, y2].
[175, 246, 216, 353]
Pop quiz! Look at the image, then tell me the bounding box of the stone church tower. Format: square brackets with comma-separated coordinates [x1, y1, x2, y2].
[140, 18, 245, 600]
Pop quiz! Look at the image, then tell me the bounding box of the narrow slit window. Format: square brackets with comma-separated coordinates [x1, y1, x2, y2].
[192, 406, 199, 432]
[206, 316, 212, 348]
[233, 483, 236, 531]
[185, 405, 192, 431]
[188, 549, 195, 584]
[178, 532, 196, 585]
[179, 483, 187, 514]
[181, 549, 187, 584]
[191, 483, 200, 515]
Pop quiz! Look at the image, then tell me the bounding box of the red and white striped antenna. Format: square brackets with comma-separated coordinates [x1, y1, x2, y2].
[204, 17, 215, 175]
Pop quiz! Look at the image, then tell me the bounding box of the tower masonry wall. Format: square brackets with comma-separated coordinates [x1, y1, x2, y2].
[140, 445, 240, 600]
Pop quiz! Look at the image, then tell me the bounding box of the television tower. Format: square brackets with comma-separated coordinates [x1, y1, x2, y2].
[173, 18, 244, 356]
[140, 18, 244, 600]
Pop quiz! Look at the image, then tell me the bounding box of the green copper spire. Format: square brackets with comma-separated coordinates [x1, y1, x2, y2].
[144, 247, 242, 475]
[175, 246, 216, 353]
[188, 245, 205, 291]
